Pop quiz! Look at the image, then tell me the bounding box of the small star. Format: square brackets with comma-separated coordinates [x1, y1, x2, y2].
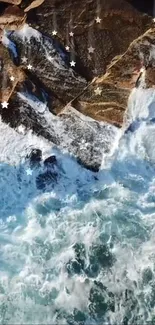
[94, 87, 102, 96]
[21, 57, 28, 64]
[69, 32, 74, 37]
[27, 64, 33, 70]
[88, 54, 92, 61]
[95, 17, 102, 24]
[17, 125, 25, 134]
[70, 60, 76, 67]
[10, 76, 15, 82]
[88, 46, 95, 54]
[1, 101, 9, 108]
[52, 30, 57, 36]
[140, 67, 145, 73]
[26, 168, 33, 176]
[19, 106, 25, 113]
[65, 46, 70, 51]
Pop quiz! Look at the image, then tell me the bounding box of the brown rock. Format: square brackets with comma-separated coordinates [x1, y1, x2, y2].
[0, 0, 22, 4]
[0, 5, 26, 30]
[28, 0, 153, 79]
[24, 0, 45, 12]
[69, 27, 155, 127]
[0, 44, 25, 102]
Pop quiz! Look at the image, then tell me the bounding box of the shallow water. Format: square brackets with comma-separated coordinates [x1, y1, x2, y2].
[1, 88, 155, 324]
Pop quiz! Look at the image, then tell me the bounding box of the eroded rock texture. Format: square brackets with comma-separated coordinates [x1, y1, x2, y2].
[0, 0, 155, 170]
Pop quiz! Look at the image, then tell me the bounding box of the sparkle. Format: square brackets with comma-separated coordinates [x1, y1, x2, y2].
[26, 168, 33, 176]
[10, 76, 15, 82]
[95, 17, 102, 24]
[1, 101, 9, 108]
[52, 30, 57, 36]
[17, 125, 25, 134]
[21, 57, 28, 64]
[70, 60, 76, 67]
[47, 55, 54, 62]
[94, 87, 102, 96]
[27, 64, 33, 70]
[88, 46, 95, 54]
[140, 67, 145, 73]
[88, 54, 92, 61]
[69, 32, 74, 37]
[65, 46, 70, 51]
[19, 106, 25, 113]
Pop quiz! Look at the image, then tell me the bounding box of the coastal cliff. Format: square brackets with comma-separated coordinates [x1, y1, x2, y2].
[0, 0, 155, 170]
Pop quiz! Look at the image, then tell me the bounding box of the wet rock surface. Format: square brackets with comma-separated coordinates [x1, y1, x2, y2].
[0, 0, 155, 170]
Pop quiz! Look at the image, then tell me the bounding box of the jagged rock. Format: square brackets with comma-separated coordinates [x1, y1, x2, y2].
[24, 0, 45, 12]
[8, 26, 87, 109]
[0, 4, 26, 30]
[127, 0, 154, 16]
[44, 156, 57, 168]
[0, 0, 22, 4]
[28, 0, 152, 79]
[71, 26, 155, 127]
[0, 0, 155, 171]
[0, 43, 25, 102]
[27, 148, 42, 167]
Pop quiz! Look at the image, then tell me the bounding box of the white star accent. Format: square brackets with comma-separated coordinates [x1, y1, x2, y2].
[70, 60, 76, 67]
[27, 64, 33, 70]
[95, 17, 102, 24]
[88, 54, 92, 61]
[21, 57, 28, 64]
[17, 125, 25, 134]
[19, 106, 25, 113]
[94, 87, 102, 96]
[26, 168, 33, 176]
[52, 30, 57, 36]
[153, 18, 155, 22]
[69, 32, 74, 37]
[88, 46, 95, 54]
[1, 101, 9, 108]
[65, 46, 70, 51]
[10, 76, 15, 82]
[140, 67, 145, 73]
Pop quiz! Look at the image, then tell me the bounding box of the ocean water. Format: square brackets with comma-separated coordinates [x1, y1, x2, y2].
[1, 87, 155, 325]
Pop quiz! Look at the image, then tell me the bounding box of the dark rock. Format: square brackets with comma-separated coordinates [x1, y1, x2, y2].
[36, 171, 58, 190]
[28, 0, 152, 79]
[127, 0, 154, 16]
[8, 29, 87, 111]
[27, 148, 42, 167]
[44, 155, 57, 168]
[1, 0, 155, 172]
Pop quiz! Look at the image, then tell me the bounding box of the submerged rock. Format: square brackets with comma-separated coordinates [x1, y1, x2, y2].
[36, 169, 58, 190]
[27, 148, 42, 167]
[44, 155, 57, 168]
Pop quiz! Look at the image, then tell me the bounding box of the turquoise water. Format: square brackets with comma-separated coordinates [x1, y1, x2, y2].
[1, 88, 155, 324]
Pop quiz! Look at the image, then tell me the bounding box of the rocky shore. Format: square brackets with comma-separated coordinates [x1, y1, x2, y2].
[0, 0, 155, 170]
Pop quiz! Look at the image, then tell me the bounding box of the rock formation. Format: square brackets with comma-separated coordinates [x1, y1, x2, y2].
[0, 0, 155, 170]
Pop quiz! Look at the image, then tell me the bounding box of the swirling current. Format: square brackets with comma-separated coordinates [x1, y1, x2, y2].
[1, 88, 155, 324]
